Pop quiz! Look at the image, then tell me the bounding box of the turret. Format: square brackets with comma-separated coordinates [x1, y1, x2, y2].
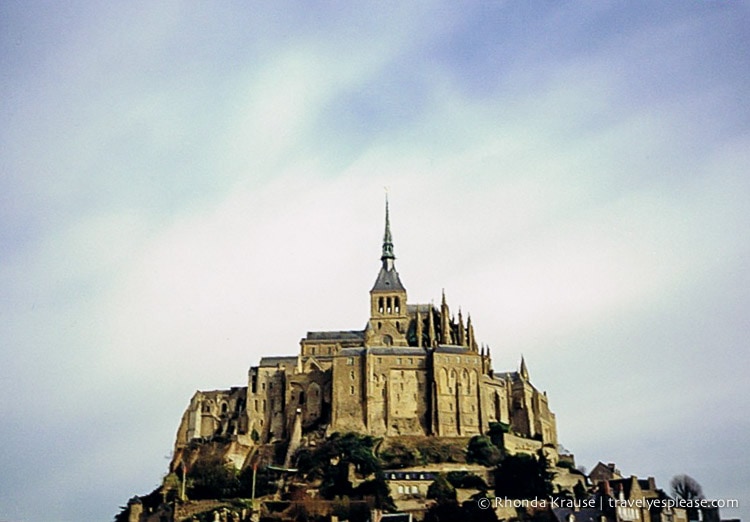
[415, 305, 423, 348]
[440, 290, 453, 344]
[467, 314, 477, 352]
[520, 356, 529, 381]
[457, 309, 466, 346]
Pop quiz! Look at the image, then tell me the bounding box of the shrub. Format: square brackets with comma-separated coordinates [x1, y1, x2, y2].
[446, 471, 488, 490]
[466, 436, 503, 466]
[494, 453, 553, 499]
[427, 474, 457, 503]
[187, 458, 240, 499]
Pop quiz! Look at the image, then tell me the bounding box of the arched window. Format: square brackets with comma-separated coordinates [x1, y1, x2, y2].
[395, 297, 400, 313]
[378, 297, 384, 314]
[386, 297, 392, 314]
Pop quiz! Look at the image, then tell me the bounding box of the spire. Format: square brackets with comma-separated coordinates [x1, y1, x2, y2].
[428, 302, 436, 347]
[371, 196, 405, 292]
[457, 308, 466, 346]
[467, 314, 477, 352]
[440, 289, 452, 344]
[520, 356, 529, 380]
[416, 305, 423, 348]
[381, 195, 395, 270]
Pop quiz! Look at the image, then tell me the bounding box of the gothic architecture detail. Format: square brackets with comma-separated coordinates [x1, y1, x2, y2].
[174, 201, 557, 451]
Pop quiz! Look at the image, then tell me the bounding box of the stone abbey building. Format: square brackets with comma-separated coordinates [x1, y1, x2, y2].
[174, 202, 558, 456]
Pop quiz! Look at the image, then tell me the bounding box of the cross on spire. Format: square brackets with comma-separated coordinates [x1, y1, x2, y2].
[381, 195, 395, 270]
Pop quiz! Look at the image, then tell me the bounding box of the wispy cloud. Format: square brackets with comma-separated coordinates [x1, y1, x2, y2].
[1, 2, 748, 520]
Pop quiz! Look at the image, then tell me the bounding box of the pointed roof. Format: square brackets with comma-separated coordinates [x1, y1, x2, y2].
[372, 267, 406, 292]
[372, 196, 406, 292]
[520, 356, 529, 380]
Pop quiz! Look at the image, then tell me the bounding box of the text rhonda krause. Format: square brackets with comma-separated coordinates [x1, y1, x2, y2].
[488, 497, 739, 510]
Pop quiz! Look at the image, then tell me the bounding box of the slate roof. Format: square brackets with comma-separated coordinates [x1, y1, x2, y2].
[258, 356, 298, 368]
[368, 347, 427, 356]
[304, 330, 365, 341]
[406, 303, 433, 314]
[371, 266, 406, 292]
[434, 345, 472, 354]
[339, 347, 366, 356]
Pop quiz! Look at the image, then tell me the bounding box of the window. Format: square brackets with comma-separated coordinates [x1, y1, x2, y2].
[395, 297, 401, 313]
[378, 297, 384, 314]
[387, 297, 392, 314]
[347, 357, 354, 365]
[398, 485, 404, 494]
[350, 386, 355, 395]
[350, 371, 355, 380]
[411, 485, 418, 494]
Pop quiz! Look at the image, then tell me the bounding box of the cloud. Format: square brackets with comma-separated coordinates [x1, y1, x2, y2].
[1, 2, 748, 521]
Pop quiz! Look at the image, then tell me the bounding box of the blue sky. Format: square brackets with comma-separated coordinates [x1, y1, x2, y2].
[1, 2, 749, 521]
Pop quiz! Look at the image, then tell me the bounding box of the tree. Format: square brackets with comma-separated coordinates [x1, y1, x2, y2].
[427, 474, 457, 503]
[494, 453, 553, 499]
[462, 491, 500, 522]
[187, 458, 240, 499]
[671, 474, 704, 521]
[487, 421, 509, 448]
[446, 471, 489, 490]
[466, 436, 503, 467]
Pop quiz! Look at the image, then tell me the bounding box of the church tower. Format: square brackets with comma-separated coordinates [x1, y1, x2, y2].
[366, 198, 409, 347]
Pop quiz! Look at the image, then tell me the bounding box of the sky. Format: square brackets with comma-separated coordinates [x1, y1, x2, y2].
[1, 1, 749, 521]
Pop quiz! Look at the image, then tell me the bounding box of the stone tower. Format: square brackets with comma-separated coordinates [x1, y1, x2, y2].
[366, 197, 409, 347]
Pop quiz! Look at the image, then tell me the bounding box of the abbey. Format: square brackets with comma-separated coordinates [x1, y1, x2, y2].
[174, 202, 557, 455]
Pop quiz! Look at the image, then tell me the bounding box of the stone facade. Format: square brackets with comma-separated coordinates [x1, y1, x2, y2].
[173, 202, 558, 454]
